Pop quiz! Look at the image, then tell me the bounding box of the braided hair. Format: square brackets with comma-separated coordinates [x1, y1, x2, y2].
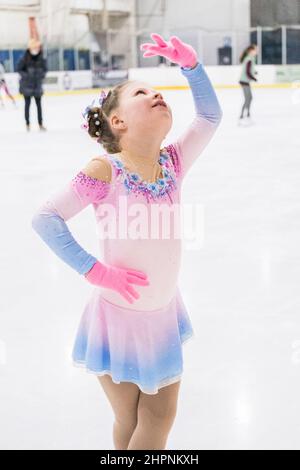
[86, 82, 131, 154]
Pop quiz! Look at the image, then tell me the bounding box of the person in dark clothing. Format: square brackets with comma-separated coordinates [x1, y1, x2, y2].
[238, 44, 258, 125]
[17, 38, 47, 131]
[0, 61, 17, 108]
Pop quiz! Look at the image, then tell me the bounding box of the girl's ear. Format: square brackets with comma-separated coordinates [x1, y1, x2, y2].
[110, 113, 127, 131]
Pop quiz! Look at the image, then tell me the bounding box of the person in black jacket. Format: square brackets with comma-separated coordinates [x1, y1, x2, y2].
[17, 38, 47, 131]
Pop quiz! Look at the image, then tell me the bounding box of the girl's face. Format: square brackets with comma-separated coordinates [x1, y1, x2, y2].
[30, 46, 41, 55]
[110, 81, 173, 140]
[251, 46, 258, 56]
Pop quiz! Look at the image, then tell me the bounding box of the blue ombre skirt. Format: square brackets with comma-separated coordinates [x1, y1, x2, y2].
[72, 286, 194, 394]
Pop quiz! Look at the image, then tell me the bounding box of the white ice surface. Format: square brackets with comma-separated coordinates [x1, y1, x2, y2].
[0, 85, 300, 450]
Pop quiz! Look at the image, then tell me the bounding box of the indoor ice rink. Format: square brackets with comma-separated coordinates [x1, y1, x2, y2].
[0, 0, 300, 451]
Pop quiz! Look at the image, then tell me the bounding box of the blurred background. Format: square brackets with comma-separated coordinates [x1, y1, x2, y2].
[0, 0, 300, 90]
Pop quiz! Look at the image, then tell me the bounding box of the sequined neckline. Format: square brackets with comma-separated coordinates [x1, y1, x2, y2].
[107, 149, 177, 201]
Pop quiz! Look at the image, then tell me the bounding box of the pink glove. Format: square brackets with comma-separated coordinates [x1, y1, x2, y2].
[84, 261, 150, 304]
[140, 33, 198, 69]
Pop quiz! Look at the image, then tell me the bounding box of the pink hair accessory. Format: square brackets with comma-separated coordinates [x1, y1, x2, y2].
[99, 89, 108, 107]
[81, 89, 109, 132]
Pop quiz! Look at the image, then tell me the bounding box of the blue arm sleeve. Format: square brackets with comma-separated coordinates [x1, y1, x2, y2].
[169, 62, 223, 178]
[31, 210, 98, 275]
[31, 173, 110, 275]
[180, 62, 223, 124]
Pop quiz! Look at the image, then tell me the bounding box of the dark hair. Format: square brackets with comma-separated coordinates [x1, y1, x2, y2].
[240, 44, 257, 63]
[86, 80, 133, 154]
[24, 47, 43, 64]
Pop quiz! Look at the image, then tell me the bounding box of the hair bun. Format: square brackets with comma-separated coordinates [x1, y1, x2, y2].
[87, 106, 104, 140]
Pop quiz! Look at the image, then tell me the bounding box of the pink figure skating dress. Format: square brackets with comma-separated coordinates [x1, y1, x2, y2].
[32, 62, 222, 394]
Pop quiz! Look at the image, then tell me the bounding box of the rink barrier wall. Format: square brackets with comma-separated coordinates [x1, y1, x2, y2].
[2, 65, 300, 98]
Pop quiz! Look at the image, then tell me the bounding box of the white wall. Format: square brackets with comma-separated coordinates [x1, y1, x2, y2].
[71, 0, 131, 12]
[129, 64, 277, 87]
[0, 0, 91, 48]
[165, 0, 250, 31]
[0, 11, 30, 46]
[3, 65, 294, 95]
[0, 0, 133, 48]
[0, 0, 39, 5]
[0, 0, 251, 49]
[0, 8, 90, 48]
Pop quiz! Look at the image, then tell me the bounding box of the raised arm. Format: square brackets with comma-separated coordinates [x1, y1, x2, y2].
[170, 62, 223, 179]
[31, 158, 111, 275]
[140, 34, 223, 179]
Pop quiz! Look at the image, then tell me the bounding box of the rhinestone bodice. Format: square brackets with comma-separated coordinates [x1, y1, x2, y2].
[106, 148, 178, 202]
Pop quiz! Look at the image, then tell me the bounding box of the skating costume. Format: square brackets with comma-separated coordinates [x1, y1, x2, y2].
[239, 54, 257, 85]
[0, 63, 7, 88]
[32, 62, 222, 394]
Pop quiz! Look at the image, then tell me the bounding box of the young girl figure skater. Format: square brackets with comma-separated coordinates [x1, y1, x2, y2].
[238, 44, 258, 125]
[32, 33, 222, 450]
[0, 61, 16, 108]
